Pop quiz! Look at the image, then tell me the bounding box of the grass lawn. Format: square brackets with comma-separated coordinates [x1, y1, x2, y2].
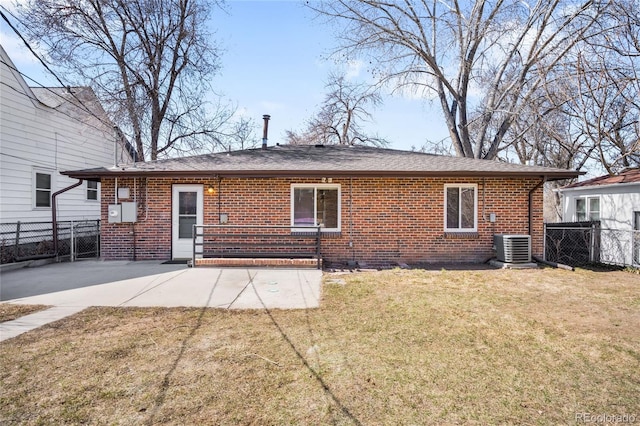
[0, 304, 49, 323]
[1, 267, 638, 425]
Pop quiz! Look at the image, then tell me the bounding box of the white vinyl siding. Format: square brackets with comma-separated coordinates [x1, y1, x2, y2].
[1, 46, 132, 222]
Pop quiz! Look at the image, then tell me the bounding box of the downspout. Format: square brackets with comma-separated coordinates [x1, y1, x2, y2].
[528, 177, 546, 235]
[52, 179, 84, 257]
[217, 176, 222, 223]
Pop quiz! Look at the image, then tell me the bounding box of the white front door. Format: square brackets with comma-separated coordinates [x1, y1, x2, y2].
[172, 184, 203, 259]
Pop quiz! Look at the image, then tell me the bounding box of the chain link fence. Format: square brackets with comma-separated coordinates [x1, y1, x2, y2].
[545, 221, 640, 268]
[0, 220, 100, 264]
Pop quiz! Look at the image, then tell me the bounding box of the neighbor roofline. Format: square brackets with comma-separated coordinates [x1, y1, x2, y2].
[558, 180, 640, 192]
[61, 168, 583, 181]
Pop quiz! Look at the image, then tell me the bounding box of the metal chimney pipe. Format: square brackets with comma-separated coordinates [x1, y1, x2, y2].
[262, 114, 270, 149]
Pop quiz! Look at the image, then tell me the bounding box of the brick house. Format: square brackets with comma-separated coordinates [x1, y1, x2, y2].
[62, 144, 581, 267]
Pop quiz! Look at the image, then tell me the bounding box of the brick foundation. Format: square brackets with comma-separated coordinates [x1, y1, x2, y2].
[194, 258, 320, 268]
[100, 176, 544, 267]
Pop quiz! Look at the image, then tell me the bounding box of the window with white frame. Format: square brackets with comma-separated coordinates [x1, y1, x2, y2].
[575, 197, 600, 221]
[87, 181, 99, 201]
[291, 184, 340, 231]
[444, 184, 477, 232]
[34, 171, 52, 208]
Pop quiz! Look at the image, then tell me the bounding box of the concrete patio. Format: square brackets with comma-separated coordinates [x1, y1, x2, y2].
[0, 260, 322, 341]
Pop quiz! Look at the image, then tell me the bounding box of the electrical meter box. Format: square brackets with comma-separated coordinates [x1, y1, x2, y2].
[108, 204, 122, 223]
[121, 202, 137, 222]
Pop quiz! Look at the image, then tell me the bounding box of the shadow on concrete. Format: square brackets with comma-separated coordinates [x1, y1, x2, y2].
[0, 260, 187, 301]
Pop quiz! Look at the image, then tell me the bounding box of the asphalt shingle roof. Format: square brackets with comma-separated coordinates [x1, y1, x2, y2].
[62, 144, 582, 181]
[561, 168, 640, 189]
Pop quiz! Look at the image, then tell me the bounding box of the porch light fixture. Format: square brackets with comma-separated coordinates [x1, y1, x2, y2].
[207, 185, 215, 194]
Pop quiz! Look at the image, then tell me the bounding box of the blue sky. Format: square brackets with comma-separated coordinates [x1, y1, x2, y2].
[0, 0, 449, 151]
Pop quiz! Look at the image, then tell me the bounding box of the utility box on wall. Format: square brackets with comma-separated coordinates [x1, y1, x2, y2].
[121, 202, 137, 222]
[108, 204, 122, 223]
[108, 203, 137, 223]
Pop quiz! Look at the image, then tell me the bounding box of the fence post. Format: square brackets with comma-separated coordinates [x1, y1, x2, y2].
[14, 221, 21, 260]
[589, 223, 595, 263]
[192, 224, 196, 268]
[70, 221, 75, 262]
[96, 220, 100, 258]
[629, 229, 635, 266]
[543, 223, 547, 262]
[316, 225, 322, 269]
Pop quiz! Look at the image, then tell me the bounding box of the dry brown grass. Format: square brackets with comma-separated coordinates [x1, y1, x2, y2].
[0, 304, 49, 323]
[0, 267, 638, 425]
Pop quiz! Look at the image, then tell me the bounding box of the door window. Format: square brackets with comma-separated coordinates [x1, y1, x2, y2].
[178, 192, 197, 238]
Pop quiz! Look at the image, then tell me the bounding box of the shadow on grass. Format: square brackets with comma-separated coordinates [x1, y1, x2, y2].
[325, 261, 496, 272]
[251, 270, 362, 426]
[576, 263, 628, 272]
[145, 269, 223, 425]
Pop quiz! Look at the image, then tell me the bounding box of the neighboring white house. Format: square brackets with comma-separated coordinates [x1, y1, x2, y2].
[0, 44, 134, 224]
[558, 168, 640, 266]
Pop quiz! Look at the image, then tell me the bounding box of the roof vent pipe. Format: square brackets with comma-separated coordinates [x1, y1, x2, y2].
[262, 114, 270, 149]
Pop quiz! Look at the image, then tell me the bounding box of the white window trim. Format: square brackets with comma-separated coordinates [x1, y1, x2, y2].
[33, 168, 54, 210]
[290, 183, 341, 232]
[574, 196, 600, 221]
[86, 181, 100, 202]
[444, 183, 478, 232]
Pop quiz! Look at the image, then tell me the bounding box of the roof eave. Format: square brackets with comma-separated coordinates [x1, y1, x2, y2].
[61, 169, 582, 181]
[559, 180, 640, 192]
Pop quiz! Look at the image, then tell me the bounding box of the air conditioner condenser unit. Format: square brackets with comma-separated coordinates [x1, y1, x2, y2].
[493, 234, 531, 263]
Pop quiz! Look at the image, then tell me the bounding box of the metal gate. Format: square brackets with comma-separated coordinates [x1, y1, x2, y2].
[57, 220, 101, 261]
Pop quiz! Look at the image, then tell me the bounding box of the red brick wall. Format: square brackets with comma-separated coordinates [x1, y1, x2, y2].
[100, 176, 544, 266]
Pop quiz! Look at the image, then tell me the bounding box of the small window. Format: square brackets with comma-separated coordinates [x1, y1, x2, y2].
[444, 184, 477, 232]
[575, 197, 599, 221]
[575, 198, 586, 221]
[588, 198, 600, 221]
[34, 172, 52, 208]
[87, 181, 99, 201]
[291, 184, 340, 231]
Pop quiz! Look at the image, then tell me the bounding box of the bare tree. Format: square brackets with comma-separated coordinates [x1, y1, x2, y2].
[221, 116, 259, 151]
[311, 0, 607, 159]
[16, 0, 232, 161]
[498, 78, 594, 171]
[560, 0, 640, 174]
[286, 73, 389, 146]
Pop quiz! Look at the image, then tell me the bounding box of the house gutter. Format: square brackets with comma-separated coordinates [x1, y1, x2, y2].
[52, 179, 84, 257]
[62, 169, 582, 181]
[528, 177, 546, 236]
[558, 181, 640, 193]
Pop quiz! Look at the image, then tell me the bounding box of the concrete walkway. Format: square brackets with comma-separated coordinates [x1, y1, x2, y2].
[0, 260, 322, 342]
[0, 306, 86, 341]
